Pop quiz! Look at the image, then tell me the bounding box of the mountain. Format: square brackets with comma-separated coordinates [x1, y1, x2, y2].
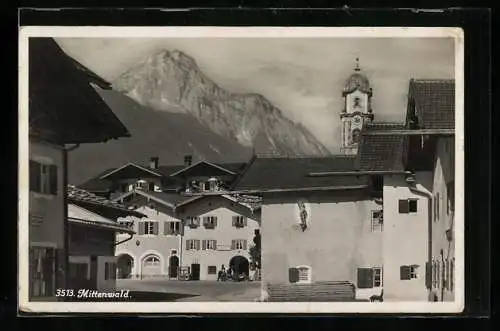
[113, 49, 331, 157]
[68, 89, 252, 185]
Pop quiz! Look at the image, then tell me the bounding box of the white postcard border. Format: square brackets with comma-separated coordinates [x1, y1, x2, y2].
[18, 26, 465, 314]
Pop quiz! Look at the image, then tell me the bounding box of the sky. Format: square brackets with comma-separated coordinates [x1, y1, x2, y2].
[56, 37, 455, 151]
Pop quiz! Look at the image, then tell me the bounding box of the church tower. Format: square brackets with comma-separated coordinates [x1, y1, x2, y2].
[340, 58, 374, 155]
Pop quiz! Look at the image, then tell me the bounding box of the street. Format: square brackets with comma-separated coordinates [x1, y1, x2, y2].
[116, 279, 262, 302]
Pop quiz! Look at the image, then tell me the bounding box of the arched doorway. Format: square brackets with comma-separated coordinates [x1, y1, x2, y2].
[116, 254, 134, 279]
[141, 254, 161, 278]
[169, 255, 179, 279]
[229, 255, 250, 280]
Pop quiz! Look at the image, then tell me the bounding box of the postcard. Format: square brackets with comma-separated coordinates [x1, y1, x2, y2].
[19, 25, 464, 314]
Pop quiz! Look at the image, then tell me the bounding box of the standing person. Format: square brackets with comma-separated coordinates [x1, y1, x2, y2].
[227, 266, 232, 281]
[221, 264, 226, 281]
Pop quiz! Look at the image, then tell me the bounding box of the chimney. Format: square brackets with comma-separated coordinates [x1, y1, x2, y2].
[184, 155, 192, 167]
[150, 157, 159, 169]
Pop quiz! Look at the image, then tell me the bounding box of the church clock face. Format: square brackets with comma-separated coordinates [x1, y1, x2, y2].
[353, 115, 362, 125]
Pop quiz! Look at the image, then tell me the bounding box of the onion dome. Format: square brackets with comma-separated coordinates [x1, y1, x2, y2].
[343, 58, 372, 95]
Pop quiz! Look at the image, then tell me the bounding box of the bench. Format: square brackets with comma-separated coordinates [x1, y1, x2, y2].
[264, 281, 356, 302]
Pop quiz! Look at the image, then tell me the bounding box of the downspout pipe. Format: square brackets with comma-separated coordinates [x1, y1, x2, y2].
[114, 232, 134, 246]
[62, 143, 79, 299]
[405, 172, 435, 301]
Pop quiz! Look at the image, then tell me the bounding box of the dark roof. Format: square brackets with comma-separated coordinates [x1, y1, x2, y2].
[408, 79, 455, 129]
[68, 185, 145, 218]
[78, 168, 116, 192]
[169, 161, 243, 178]
[29, 38, 130, 144]
[232, 156, 368, 191]
[81, 161, 248, 191]
[356, 122, 407, 171]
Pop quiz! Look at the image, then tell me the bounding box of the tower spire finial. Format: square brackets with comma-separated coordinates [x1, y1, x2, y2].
[354, 57, 361, 72]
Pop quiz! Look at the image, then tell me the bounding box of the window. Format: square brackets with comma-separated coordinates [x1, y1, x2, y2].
[297, 266, 311, 283]
[202, 239, 217, 250]
[164, 221, 181, 235]
[399, 199, 418, 214]
[357, 267, 383, 288]
[400, 265, 419, 280]
[203, 216, 217, 229]
[231, 239, 247, 250]
[207, 266, 217, 275]
[447, 181, 455, 214]
[203, 181, 217, 191]
[29, 160, 58, 195]
[143, 256, 160, 266]
[138, 221, 158, 235]
[186, 216, 200, 228]
[104, 262, 116, 280]
[233, 216, 246, 228]
[352, 128, 361, 143]
[436, 193, 441, 222]
[135, 180, 150, 191]
[353, 96, 361, 108]
[289, 266, 311, 283]
[186, 239, 201, 251]
[371, 210, 383, 232]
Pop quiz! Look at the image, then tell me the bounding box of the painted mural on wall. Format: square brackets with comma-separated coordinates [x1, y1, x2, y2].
[296, 200, 311, 231]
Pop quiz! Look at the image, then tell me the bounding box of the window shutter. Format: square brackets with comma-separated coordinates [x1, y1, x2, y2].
[425, 262, 432, 288]
[289, 268, 299, 283]
[231, 240, 236, 250]
[186, 240, 190, 250]
[213, 240, 217, 249]
[195, 240, 201, 250]
[244, 217, 248, 226]
[138, 222, 145, 235]
[203, 216, 208, 225]
[29, 160, 41, 192]
[153, 222, 159, 235]
[232, 216, 237, 227]
[399, 200, 409, 213]
[202, 240, 207, 250]
[357, 268, 374, 289]
[164, 222, 170, 235]
[243, 240, 247, 250]
[400, 265, 411, 280]
[214, 217, 218, 227]
[49, 165, 58, 195]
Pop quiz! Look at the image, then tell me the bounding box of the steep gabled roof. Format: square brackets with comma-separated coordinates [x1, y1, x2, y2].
[99, 162, 163, 180]
[68, 185, 145, 219]
[169, 160, 240, 178]
[29, 38, 130, 144]
[232, 155, 367, 191]
[408, 79, 455, 129]
[68, 204, 135, 234]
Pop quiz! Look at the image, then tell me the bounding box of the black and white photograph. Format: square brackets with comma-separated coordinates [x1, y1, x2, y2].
[19, 26, 464, 313]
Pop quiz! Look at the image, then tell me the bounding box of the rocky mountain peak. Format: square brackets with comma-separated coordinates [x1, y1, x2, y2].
[112, 49, 330, 157]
